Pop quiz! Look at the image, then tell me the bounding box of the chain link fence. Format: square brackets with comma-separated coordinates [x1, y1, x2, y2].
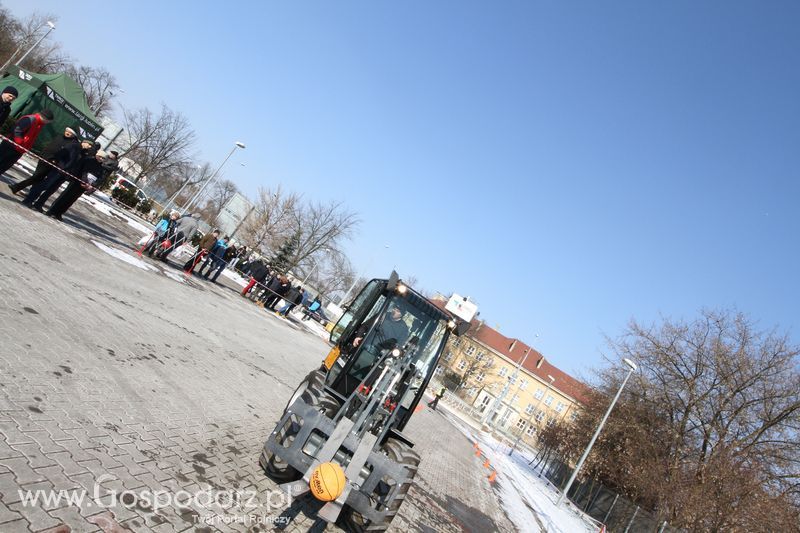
[542, 457, 683, 533]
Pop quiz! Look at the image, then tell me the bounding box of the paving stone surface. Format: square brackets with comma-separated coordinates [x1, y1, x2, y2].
[0, 173, 515, 533]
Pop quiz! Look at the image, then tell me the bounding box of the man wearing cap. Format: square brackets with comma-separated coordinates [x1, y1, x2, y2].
[9, 126, 79, 194]
[23, 132, 86, 211]
[0, 108, 54, 176]
[0, 86, 18, 127]
[46, 149, 108, 220]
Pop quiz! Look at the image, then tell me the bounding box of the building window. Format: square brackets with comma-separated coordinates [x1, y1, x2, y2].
[499, 409, 512, 426]
[434, 366, 443, 376]
[457, 359, 467, 371]
[465, 388, 477, 397]
[520, 380, 528, 390]
[535, 410, 545, 423]
[477, 395, 492, 412]
[475, 372, 485, 383]
[444, 351, 453, 362]
[452, 338, 461, 347]
[544, 395, 554, 407]
[534, 388, 544, 400]
[546, 417, 556, 428]
[555, 401, 565, 413]
[509, 375, 517, 385]
[499, 367, 508, 377]
[525, 424, 536, 437]
[525, 403, 534, 415]
[570, 411, 578, 422]
[515, 418, 527, 430]
[465, 345, 476, 356]
[510, 394, 519, 404]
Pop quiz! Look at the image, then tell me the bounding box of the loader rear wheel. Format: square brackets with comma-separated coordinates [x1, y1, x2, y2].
[340, 438, 420, 533]
[260, 369, 340, 482]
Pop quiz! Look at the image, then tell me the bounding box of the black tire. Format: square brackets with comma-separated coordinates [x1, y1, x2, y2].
[340, 438, 420, 533]
[260, 369, 340, 482]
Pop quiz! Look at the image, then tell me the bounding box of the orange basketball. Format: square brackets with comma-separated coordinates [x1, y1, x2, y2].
[309, 462, 346, 502]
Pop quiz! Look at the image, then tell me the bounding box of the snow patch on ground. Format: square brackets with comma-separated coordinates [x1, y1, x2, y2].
[80, 195, 152, 234]
[433, 402, 599, 533]
[92, 241, 158, 272]
[220, 268, 248, 287]
[163, 271, 188, 284]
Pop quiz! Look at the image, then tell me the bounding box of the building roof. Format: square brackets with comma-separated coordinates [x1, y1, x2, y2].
[432, 295, 592, 404]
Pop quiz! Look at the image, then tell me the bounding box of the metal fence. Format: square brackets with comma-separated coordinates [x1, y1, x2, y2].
[542, 458, 683, 533]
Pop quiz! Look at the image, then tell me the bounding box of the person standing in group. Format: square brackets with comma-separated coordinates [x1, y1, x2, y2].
[277, 284, 304, 317]
[241, 258, 269, 297]
[144, 211, 179, 256]
[10, 126, 79, 194]
[264, 275, 291, 310]
[157, 213, 200, 261]
[197, 236, 228, 280]
[0, 108, 54, 176]
[46, 148, 107, 220]
[22, 134, 84, 211]
[0, 86, 18, 130]
[184, 229, 219, 272]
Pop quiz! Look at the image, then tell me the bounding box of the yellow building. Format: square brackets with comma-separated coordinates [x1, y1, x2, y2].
[435, 318, 589, 446]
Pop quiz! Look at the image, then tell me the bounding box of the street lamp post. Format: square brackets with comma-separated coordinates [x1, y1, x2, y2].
[182, 141, 245, 213]
[556, 358, 637, 506]
[1, 21, 56, 73]
[14, 21, 56, 69]
[509, 374, 554, 456]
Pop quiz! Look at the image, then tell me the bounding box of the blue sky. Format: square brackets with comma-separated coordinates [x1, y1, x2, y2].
[7, 1, 799, 379]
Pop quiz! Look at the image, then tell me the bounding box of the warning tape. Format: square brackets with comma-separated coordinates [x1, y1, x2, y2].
[1, 133, 97, 187]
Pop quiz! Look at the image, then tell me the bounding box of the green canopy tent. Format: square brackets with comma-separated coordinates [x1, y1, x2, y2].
[1, 65, 104, 152]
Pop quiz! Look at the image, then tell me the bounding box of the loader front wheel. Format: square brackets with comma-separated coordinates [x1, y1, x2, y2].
[340, 438, 420, 532]
[260, 369, 340, 482]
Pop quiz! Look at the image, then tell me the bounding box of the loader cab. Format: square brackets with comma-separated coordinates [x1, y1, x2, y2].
[324, 276, 455, 430]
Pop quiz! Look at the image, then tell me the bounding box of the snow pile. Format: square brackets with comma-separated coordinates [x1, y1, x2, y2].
[220, 268, 248, 287]
[92, 241, 158, 272]
[435, 406, 599, 533]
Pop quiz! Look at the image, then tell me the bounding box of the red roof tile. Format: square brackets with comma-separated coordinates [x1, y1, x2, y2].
[432, 295, 592, 404]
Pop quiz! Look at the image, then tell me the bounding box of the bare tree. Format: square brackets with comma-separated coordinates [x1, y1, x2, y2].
[197, 179, 238, 222]
[287, 200, 360, 269]
[120, 104, 196, 181]
[239, 186, 300, 253]
[65, 65, 119, 116]
[545, 309, 800, 531]
[0, 10, 71, 74]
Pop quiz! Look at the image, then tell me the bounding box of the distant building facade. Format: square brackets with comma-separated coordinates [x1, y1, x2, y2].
[431, 295, 590, 447]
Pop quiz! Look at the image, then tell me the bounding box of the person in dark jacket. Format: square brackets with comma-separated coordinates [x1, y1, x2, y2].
[22, 135, 84, 210]
[10, 126, 79, 194]
[263, 276, 291, 310]
[241, 258, 269, 297]
[0, 109, 53, 176]
[0, 86, 18, 130]
[45, 149, 107, 220]
[198, 236, 229, 280]
[184, 230, 219, 272]
[277, 285, 304, 317]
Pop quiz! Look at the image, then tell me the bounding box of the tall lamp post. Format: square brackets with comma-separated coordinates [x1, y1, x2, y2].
[183, 141, 245, 213]
[1, 21, 55, 73]
[556, 358, 637, 506]
[509, 374, 554, 456]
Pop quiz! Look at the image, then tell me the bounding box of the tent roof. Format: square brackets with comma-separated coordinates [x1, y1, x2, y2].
[26, 71, 101, 124]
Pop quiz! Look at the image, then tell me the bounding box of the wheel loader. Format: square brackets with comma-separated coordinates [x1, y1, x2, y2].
[260, 272, 474, 531]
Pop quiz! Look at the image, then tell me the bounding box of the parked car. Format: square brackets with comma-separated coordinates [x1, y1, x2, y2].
[110, 177, 148, 204]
